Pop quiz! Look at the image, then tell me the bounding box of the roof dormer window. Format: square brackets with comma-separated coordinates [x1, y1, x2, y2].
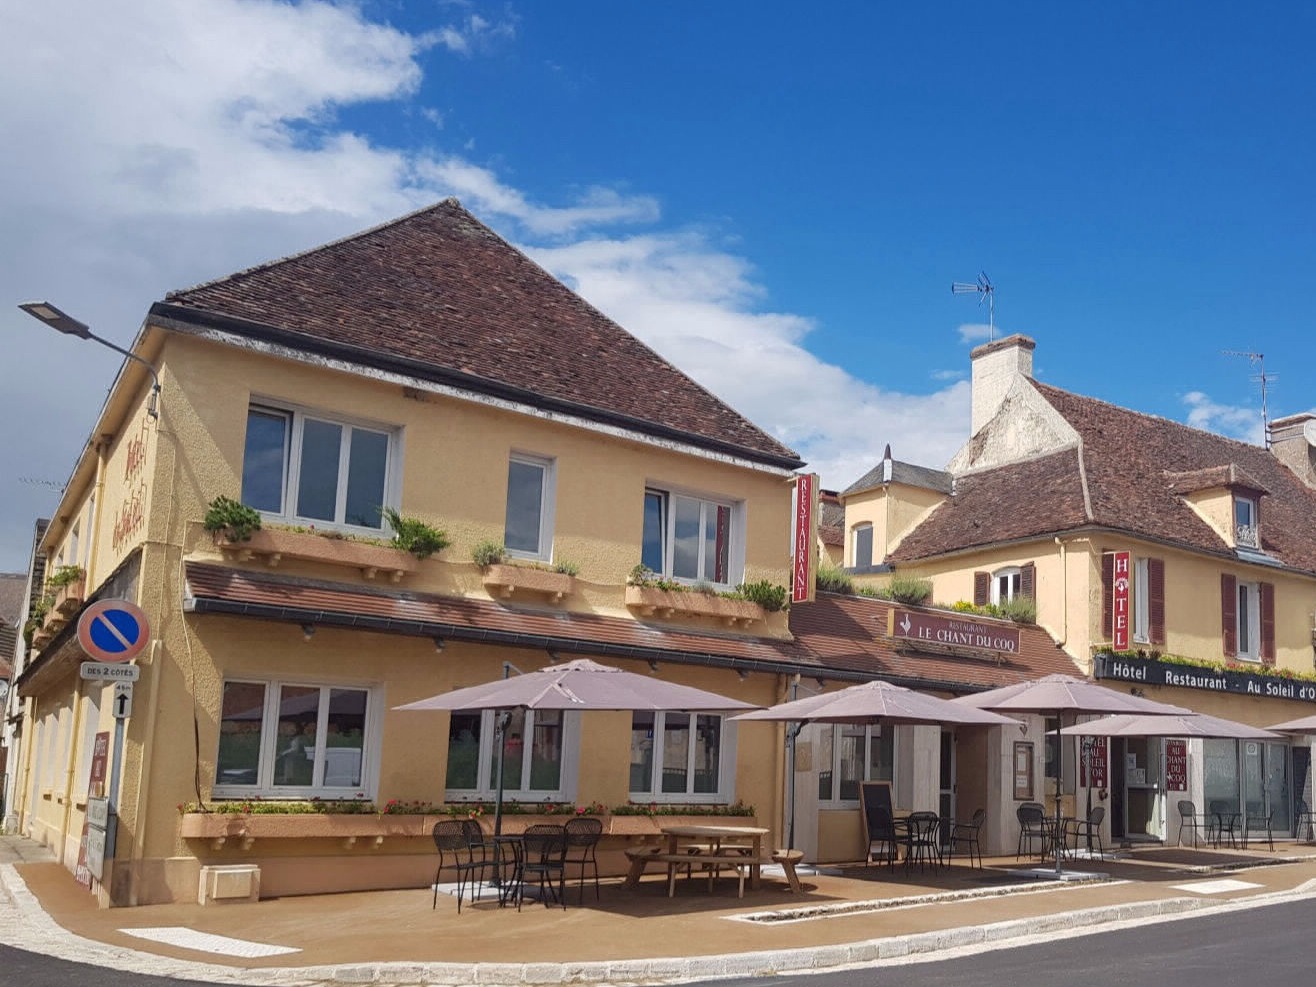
[1234, 495, 1258, 549]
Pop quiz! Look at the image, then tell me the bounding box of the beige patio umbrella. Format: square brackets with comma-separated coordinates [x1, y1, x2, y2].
[954, 674, 1189, 875]
[1265, 713, 1316, 734]
[1060, 712, 1279, 740]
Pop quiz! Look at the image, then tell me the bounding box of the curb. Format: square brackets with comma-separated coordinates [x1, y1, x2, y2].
[3, 863, 1315, 986]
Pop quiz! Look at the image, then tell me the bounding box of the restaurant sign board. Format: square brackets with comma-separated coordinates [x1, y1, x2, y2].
[1095, 652, 1316, 704]
[888, 608, 1021, 654]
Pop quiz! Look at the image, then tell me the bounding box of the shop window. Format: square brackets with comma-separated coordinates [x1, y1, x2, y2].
[504, 454, 555, 562]
[630, 711, 731, 801]
[818, 723, 894, 803]
[214, 680, 376, 798]
[641, 487, 742, 586]
[241, 403, 398, 530]
[445, 708, 571, 801]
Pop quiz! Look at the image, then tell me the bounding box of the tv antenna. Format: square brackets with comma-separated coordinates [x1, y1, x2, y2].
[1221, 350, 1276, 447]
[951, 273, 995, 341]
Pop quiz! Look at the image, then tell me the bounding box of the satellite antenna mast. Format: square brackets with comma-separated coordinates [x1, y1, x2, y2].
[951, 273, 995, 341]
[1221, 350, 1276, 447]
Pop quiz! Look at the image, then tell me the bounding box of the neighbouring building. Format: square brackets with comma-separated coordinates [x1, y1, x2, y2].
[838, 333, 1316, 847]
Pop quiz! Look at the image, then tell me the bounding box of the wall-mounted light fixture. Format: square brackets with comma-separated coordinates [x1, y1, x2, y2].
[737, 668, 749, 681]
[546, 648, 561, 663]
[301, 623, 315, 641]
[432, 636, 446, 653]
[19, 301, 162, 418]
[648, 659, 659, 673]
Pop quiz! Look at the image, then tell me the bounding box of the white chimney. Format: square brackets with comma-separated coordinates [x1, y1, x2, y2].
[970, 333, 1035, 434]
[1269, 412, 1316, 489]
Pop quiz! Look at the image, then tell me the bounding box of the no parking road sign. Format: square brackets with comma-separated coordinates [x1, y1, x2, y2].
[77, 599, 151, 663]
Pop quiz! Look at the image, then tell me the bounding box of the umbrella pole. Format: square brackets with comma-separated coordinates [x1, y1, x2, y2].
[787, 721, 804, 850]
[1054, 714, 1064, 876]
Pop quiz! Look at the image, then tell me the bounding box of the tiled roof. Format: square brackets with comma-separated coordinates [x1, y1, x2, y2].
[788, 593, 1081, 691]
[890, 381, 1316, 575]
[158, 200, 800, 469]
[183, 565, 1076, 692]
[0, 573, 25, 628]
[843, 460, 954, 497]
[889, 448, 1090, 560]
[819, 492, 844, 547]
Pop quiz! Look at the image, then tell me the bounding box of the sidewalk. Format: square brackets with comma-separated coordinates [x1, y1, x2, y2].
[4, 835, 1316, 986]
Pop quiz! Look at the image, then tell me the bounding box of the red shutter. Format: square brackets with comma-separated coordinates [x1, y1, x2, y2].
[1260, 581, 1276, 665]
[973, 571, 989, 607]
[1148, 558, 1165, 646]
[1020, 562, 1036, 600]
[1101, 553, 1114, 640]
[1221, 573, 1237, 657]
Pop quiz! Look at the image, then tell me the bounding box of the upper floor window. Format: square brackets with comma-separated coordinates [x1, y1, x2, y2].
[992, 566, 1022, 604]
[641, 487, 741, 586]
[1236, 580, 1261, 660]
[852, 523, 874, 569]
[818, 722, 894, 803]
[504, 454, 555, 561]
[630, 711, 732, 801]
[242, 404, 397, 530]
[1221, 573, 1275, 663]
[214, 680, 376, 798]
[1132, 557, 1150, 643]
[1234, 495, 1259, 549]
[445, 708, 571, 801]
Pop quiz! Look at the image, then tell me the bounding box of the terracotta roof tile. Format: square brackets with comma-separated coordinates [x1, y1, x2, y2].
[819, 494, 844, 547]
[159, 200, 800, 468]
[1163, 464, 1269, 497]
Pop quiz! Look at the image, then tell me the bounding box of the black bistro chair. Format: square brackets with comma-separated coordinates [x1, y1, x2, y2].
[1295, 798, 1316, 843]
[431, 819, 490, 913]
[1244, 803, 1275, 852]
[1208, 799, 1240, 849]
[904, 811, 942, 873]
[519, 823, 568, 910]
[1016, 802, 1050, 860]
[1068, 805, 1106, 860]
[948, 808, 986, 869]
[563, 816, 603, 904]
[866, 806, 901, 870]
[1176, 800, 1206, 848]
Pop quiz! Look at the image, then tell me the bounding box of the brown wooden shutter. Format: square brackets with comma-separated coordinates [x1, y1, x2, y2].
[1020, 562, 1036, 600]
[1148, 558, 1166, 645]
[1101, 553, 1114, 640]
[1260, 581, 1276, 665]
[973, 571, 989, 607]
[1221, 573, 1237, 657]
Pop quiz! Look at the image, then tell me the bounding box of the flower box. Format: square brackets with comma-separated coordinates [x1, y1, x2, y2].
[53, 577, 86, 617]
[31, 625, 56, 650]
[218, 529, 419, 583]
[624, 586, 765, 626]
[481, 564, 575, 602]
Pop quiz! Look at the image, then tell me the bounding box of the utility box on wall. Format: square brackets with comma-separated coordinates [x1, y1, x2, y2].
[198, 864, 261, 905]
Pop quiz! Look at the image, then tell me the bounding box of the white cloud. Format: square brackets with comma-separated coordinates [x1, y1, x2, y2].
[931, 369, 965, 382]
[957, 323, 992, 344]
[1182, 392, 1266, 445]
[426, 10, 517, 54]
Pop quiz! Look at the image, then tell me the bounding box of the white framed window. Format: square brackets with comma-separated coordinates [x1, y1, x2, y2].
[1133, 557, 1150, 643]
[68, 523, 80, 570]
[630, 711, 734, 802]
[1234, 495, 1259, 549]
[852, 523, 874, 569]
[504, 454, 555, 561]
[640, 487, 743, 586]
[214, 680, 380, 798]
[818, 723, 894, 803]
[445, 709, 575, 802]
[991, 566, 1022, 604]
[1236, 580, 1261, 661]
[241, 403, 399, 531]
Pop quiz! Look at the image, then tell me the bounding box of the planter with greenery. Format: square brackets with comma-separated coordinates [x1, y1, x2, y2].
[381, 508, 449, 560]
[482, 563, 576, 602]
[624, 584, 765, 625]
[471, 540, 508, 569]
[214, 524, 420, 583]
[203, 495, 262, 542]
[46, 564, 87, 617]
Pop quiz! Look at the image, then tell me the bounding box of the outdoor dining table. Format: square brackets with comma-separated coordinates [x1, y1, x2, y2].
[660, 824, 770, 891]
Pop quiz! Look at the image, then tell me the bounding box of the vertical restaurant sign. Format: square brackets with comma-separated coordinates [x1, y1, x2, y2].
[75, 731, 112, 888]
[792, 473, 819, 604]
[1166, 739, 1188, 791]
[1112, 551, 1131, 650]
[1080, 736, 1108, 789]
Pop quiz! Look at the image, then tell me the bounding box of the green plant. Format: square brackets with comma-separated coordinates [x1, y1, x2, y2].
[815, 563, 854, 595]
[381, 507, 450, 559]
[46, 564, 85, 590]
[881, 574, 933, 606]
[692, 579, 717, 595]
[472, 540, 507, 568]
[203, 495, 262, 542]
[611, 800, 755, 817]
[735, 580, 788, 612]
[996, 595, 1038, 624]
[552, 560, 580, 577]
[628, 564, 656, 586]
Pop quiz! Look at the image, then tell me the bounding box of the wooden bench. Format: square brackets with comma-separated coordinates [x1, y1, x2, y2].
[625, 845, 805, 896]
[771, 849, 804, 893]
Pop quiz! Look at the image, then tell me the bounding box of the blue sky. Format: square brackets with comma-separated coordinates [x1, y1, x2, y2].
[1, 1, 1313, 572]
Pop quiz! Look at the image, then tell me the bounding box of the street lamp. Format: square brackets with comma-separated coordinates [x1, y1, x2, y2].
[18, 301, 160, 418]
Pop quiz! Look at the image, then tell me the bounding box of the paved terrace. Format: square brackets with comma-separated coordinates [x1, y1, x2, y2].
[4, 835, 1316, 985]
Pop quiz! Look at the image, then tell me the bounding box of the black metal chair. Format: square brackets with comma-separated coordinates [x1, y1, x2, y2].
[519, 823, 568, 910]
[948, 808, 986, 869]
[1208, 799, 1240, 849]
[1068, 805, 1105, 860]
[431, 819, 490, 913]
[1176, 800, 1205, 848]
[904, 811, 941, 873]
[1016, 802, 1049, 860]
[1244, 803, 1274, 852]
[866, 806, 900, 869]
[1296, 798, 1316, 842]
[564, 816, 603, 904]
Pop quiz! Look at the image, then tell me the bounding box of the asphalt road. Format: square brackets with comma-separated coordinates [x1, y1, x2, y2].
[724, 896, 1316, 987]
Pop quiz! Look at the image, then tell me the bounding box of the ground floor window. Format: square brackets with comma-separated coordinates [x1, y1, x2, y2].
[214, 680, 375, 798]
[818, 723, 894, 803]
[445, 708, 571, 801]
[630, 711, 731, 801]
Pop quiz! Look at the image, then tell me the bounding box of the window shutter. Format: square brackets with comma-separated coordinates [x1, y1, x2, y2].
[1101, 553, 1114, 640]
[1148, 558, 1166, 645]
[973, 571, 989, 607]
[1221, 573, 1237, 657]
[1260, 581, 1276, 665]
[1020, 562, 1036, 600]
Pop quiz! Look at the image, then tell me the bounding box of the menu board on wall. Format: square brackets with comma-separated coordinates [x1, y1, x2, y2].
[1080, 736, 1108, 789]
[1166, 739, 1188, 791]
